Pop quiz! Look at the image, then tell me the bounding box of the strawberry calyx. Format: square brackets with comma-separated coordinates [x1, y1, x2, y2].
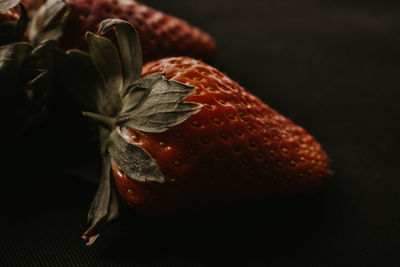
[55, 19, 202, 245]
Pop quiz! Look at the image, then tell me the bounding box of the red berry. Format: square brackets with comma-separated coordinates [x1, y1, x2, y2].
[111, 57, 331, 215]
[55, 19, 330, 244]
[33, 0, 216, 62]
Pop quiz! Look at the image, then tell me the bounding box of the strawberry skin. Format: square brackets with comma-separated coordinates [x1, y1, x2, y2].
[112, 57, 331, 215]
[55, 0, 216, 62]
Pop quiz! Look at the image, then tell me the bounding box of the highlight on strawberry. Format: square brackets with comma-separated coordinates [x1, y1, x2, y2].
[55, 18, 331, 245]
[30, 0, 216, 62]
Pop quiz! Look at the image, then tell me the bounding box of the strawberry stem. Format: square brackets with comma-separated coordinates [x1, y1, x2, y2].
[82, 111, 116, 131]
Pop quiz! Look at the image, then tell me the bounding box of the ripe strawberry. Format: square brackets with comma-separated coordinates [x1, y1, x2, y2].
[112, 56, 331, 215]
[31, 0, 216, 62]
[55, 19, 330, 245]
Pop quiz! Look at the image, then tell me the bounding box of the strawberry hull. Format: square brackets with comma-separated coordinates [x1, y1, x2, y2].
[112, 57, 330, 215]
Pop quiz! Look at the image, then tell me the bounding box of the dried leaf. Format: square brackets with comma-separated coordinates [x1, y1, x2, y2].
[54, 49, 105, 112]
[86, 31, 123, 115]
[29, 0, 69, 46]
[82, 154, 119, 245]
[117, 73, 202, 133]
[0, 40, 55, 140]
[119, 72, 163, 113]
[98, 19, 143, 89]
[107, 129, 165, 183]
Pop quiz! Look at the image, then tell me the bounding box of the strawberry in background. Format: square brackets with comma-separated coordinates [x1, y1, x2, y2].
[30, 0, 216, 62]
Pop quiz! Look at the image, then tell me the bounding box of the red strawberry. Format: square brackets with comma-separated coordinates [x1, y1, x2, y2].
[112, 56, 330, 216]
[55, 19, 330, 245]
[31, 0, 216, 62]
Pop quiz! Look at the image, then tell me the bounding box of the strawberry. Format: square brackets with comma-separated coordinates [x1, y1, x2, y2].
[55, 19, 330, 245]
[112, 56, 331, 214]
[31, 0, 216, 62]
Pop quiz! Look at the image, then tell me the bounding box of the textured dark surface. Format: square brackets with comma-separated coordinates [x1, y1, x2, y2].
[2, 0, 400, 265]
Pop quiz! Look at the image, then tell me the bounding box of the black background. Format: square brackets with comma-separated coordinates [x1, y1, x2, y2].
[2, 0, 400, 265]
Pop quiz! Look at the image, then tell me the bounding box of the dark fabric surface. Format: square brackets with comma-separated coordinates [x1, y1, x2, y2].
[2, 0, 400, 265]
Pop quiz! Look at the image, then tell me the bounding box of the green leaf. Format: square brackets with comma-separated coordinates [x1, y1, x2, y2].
[117, 73, 202, 133]
[29, 0, 69, 46]
[98, 19, 143, 89]
[0, 0, 19, 12]
[107, 129, 165, 183]
[82, 154, 119, 246]
[86, 31, 123, 111]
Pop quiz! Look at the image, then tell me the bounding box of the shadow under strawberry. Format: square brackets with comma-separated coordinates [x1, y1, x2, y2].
[88, 188, 333, 264]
